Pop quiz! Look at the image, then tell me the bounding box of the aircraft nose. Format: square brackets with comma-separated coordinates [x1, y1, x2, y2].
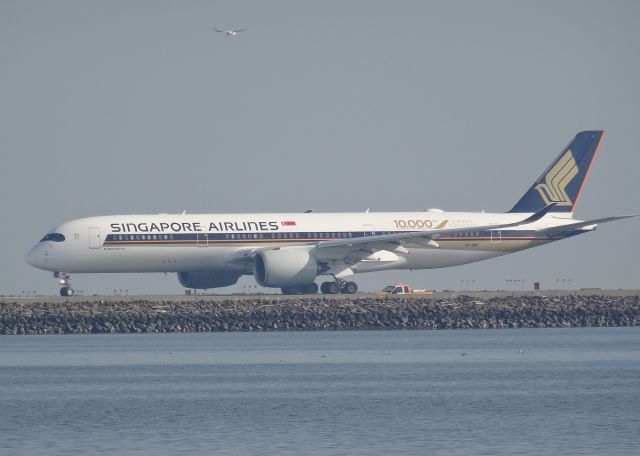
[25, 245, 44, 268]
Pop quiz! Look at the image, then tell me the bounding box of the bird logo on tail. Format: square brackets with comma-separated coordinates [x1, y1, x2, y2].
[534, 150, 578, 206]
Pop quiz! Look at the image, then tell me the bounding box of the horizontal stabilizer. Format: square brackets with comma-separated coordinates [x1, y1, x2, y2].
[542, 215, 638, 237]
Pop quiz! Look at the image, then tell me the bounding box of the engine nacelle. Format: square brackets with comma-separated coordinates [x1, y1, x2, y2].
[254, 249, 318, 288]
[177, 271, 240, 289]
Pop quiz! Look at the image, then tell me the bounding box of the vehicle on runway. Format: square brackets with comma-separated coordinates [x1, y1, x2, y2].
[26, 131, 635, 296]
[377, 284, 433, 296]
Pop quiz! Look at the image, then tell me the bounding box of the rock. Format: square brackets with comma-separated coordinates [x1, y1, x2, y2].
[1, 294, 639, 334]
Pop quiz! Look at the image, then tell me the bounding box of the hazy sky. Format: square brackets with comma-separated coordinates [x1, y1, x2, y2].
[2, 0, 639, 295]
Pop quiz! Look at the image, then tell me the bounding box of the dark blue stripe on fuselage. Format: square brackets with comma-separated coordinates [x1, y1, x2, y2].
[102, 229, 581, 246]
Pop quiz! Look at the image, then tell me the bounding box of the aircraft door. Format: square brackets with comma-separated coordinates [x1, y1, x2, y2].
[197, 233, 208, 247]
[363, 224, 375, 237]
[89, 227, 102, 249]
[490, 230, 502, 244]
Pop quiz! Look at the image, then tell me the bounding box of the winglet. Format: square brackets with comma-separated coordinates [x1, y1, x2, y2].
[520, 203, 557, 224]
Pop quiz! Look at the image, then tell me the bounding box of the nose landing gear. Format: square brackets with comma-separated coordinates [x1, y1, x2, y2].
[54, 272, 75, 296]
[60, 286, 74, 297]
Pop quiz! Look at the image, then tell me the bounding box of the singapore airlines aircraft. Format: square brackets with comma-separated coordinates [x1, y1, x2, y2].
[26, 131, 634, 296]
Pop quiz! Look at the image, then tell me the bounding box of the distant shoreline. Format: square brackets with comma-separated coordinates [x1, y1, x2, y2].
[1, 293, 638, 335]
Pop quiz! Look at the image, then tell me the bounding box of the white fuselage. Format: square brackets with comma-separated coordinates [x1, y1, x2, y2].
[25, 210, 578, 276]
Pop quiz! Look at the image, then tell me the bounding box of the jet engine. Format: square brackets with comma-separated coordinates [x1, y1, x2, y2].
[177, 271, 240, 289]
[253, 249, 318, 288]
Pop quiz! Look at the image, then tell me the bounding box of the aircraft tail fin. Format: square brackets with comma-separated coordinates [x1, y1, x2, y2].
[509, 131, 605, 214]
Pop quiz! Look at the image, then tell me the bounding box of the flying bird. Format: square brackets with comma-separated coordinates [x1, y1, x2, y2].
[213, 28, 247, 37]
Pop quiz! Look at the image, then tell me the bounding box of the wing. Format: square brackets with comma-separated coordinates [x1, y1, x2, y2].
[315, 203, 557, 255]
[213, 28, 225, 32]
[225, 204, 557, 277]
[233, 28, 247, 33]
[223, 205, 636, 280]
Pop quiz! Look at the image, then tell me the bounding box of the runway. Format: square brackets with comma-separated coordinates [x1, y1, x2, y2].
[2, 289, 638, 305]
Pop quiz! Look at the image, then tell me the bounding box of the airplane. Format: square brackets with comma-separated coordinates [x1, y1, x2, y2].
[26, 130, 635, 296]
[213, 28, 247, 36]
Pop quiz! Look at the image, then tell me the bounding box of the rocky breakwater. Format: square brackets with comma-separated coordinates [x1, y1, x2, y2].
[1, 294, 639, 335]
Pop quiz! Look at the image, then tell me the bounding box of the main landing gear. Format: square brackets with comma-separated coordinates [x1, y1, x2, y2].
[55, 272, 75, 296]
[279, 280, 358, 295]
[320, 279, 358, 295]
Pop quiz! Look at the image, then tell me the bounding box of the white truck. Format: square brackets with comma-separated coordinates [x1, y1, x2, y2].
[377, 284, 433, 296]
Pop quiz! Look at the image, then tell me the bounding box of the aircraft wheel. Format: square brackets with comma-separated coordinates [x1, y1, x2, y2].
[302, 283, 318, 294]
[341, 281, 358, 294]
[321, 281, 340, 294]
[280, 286, 300, 295]
[60, 287, 74, 297]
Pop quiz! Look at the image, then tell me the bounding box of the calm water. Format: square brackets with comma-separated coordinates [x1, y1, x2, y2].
[0, 328, 639, 456]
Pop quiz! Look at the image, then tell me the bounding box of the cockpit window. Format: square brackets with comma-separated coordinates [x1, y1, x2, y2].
[40, 233, 65, 242]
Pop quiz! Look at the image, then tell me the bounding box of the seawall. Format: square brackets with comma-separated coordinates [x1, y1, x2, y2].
[1, 293, 639, 335]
